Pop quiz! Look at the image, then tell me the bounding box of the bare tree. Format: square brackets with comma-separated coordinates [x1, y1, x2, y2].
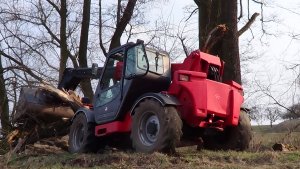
[282, 103, 300, 120]
[265, 107, 281, 127]
[0, 56, 10, 133]
[248, 106, 264, 125]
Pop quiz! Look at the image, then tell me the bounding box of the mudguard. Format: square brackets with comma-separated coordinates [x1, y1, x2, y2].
[72, 108, 95, 123]
[130, 92, 181, 115]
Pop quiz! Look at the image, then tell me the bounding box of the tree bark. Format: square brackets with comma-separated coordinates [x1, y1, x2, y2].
[0, 56, 11, 133]
[59, 0, 68, 82]
[78, 0, 93, 100]
[194, 0, 221, 49]
[219, 0, 241, 84]
[116, 0, 122, 24]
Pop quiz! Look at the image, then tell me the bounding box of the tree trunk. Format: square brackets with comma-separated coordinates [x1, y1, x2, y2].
[0, 56, 11, 133]
[14, 85, 81, 124]
[270, 121, 273, 128]
[59, 0, 68, 82]
[194, 0, 221, 50]
[109, 0, 138, 51]
[195, 0, 241, 84]
[78, 0, 93, 100]
[219, 0, 241, 84]
[194, 0, 208, 48]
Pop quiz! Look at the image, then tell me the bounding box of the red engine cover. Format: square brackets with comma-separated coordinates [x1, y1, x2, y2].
[169, 50, 243, 128]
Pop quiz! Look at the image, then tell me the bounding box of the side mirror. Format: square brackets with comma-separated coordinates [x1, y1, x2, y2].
[91, 63, 98, 76]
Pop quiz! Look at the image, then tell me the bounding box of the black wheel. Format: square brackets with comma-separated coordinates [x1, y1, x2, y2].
[68, 113, 102, 153]
[131, 99, 182, 153]
[203, 110, 252, 151]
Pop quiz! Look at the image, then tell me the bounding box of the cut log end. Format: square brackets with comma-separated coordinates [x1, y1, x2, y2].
[14, 85, 85, 124]
[272, 143, 296, 151]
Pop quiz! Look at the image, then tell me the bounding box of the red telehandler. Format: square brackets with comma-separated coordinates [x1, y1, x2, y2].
[17, 40, 251, 153]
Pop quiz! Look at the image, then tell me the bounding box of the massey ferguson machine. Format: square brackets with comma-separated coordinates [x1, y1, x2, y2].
[16, 39, 251, 153]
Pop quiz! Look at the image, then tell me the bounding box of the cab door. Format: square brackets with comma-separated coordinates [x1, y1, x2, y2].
[93, 50, 124, 124]
[93, 43, 149, 124]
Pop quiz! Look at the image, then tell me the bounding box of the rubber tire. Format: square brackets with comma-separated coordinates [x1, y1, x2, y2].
[131, 99, 182, 153]
[68, 113, 102, 153]
[203, 110, 252, 151]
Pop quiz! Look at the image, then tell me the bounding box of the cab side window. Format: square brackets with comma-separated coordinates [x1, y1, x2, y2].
[95, 51, 123, 107]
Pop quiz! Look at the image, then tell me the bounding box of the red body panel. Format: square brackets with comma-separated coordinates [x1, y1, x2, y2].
[168, 51, 243, 127]
[171, 50, 224, 78]
[95, 112, 131, 136]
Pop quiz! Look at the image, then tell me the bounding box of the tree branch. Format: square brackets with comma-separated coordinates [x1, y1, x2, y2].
[0, 51, 47, 84]
[98, 0, 107, 56]
[116, 0, 121, 24]
[238, 12, 259, 37]
[238, 0, 243, 20]
[45, 0, 60, 13]
[186, 8, 198, 22]
[109, 0, 138, 50]
[38, 0, 61, 44]
[126, 24, 133, 43]
[202, 24, 227, 53]
[178, 35, 189, 57]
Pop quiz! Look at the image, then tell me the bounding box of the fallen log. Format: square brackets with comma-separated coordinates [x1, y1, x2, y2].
[9, 84, 85, 152]
[39, 84, 84, 112]
[14, 85, 83, 124]
[272, 143, 297, 151]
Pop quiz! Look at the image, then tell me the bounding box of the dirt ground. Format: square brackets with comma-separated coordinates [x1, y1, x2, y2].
[1, 147, 300, 169]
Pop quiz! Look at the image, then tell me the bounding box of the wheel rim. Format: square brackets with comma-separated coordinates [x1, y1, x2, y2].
[138, 112, 160, 146]
[73, 123, 84, 150]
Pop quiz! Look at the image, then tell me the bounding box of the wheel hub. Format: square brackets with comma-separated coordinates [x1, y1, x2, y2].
[146, 121, 158, 136]
[139, 114, 160, 146]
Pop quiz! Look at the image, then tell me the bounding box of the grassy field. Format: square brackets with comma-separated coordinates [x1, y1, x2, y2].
[251, 125, 300, 151]
[1, 146, 300, 169]
[1, 126, 300, 169]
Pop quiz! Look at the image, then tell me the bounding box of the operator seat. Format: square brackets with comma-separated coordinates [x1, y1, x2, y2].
[114, 61, 123, 81]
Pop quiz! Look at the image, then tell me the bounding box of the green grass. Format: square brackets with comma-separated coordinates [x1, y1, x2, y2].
[252, 119, 300, 133]
[252, 125, 273, 133]
[251, 132, 300, 150]
[1, 127, 300, 169]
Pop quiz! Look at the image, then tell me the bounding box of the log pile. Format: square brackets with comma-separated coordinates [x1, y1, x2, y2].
[14, 84, 83, 123]
[7, 84, 83, 153]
